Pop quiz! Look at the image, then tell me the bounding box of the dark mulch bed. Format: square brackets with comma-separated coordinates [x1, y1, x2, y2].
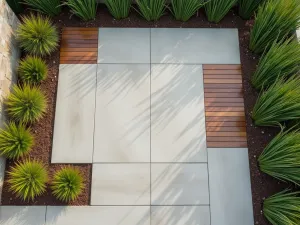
[1, 4, 290, 225]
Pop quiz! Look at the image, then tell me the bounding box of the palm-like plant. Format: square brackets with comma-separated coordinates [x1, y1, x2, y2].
[105, 0, 131, 20]
[23, 0, 61, 16]
[238, 0, 264, 20]
[170, 0, 205, 22]
[252, 38, 300, 90]
[0, 122, 33, 159]
[252, 77, 300, 126]
[264, 191, 300, 225]
[65, 0, 97, 21]
[205, 0, 237, 23]
[17, 14, 58, 56]
[51, 167, 84, 202]
[249, 0, 300, 54]
[8, 160, 48, 201]
[259, 129, 300, 185]
[5, 85, 47, 124]
[135, 0, 166, 21]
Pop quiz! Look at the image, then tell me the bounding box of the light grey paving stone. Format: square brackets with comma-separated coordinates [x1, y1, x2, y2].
[0, 206, 46, 225]
[46, 206, 150, 225]
[0, 157, 5, 203]
[151, 64, 207, 162]
[52, 64, 97, 163]
[151, 206, 210, 225]
[94, 64, 150, 163]
[151, 163, 209, 205]
[98, 28, 150, 63]
[208, 148, 254, 225]
[91, 164, 150, 205]
[151, 28, 240, 64]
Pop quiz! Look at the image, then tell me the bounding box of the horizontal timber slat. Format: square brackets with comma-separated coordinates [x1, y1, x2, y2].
[207, 142, 247, 148]
[203, 65, 241, 70]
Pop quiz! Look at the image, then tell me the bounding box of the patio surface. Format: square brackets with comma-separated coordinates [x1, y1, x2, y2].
[0, 28, 254, 225]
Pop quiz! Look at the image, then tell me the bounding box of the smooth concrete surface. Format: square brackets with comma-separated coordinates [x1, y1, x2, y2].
[91, 164, 150, 205]
[94, 64, 150, 162]
[0, 206, 46, 225]
[151, 206, 210, 225]
[98, 28, 150, 63]
[52, 64, 97, 163]
[151, 28, 240, 64]
[208, 148, 254, 225]
[151, 64, 207, 162]
[151, 164, 209, 205]
[46, 206, 150, 225]
[0, 157, 5, 204]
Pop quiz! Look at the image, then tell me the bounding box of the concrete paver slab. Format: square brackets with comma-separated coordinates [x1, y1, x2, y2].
[0, 157, 5, 203]
[151, 28, 240, 64]
[98, 28, 150, 63]
[151, 64, 207, 162]
[52, 64, 97, 163]
[208, 148, 254, 225]
[0, 206, 46, 225]
[91, 164, 150, 205]
[151, 206, 210, 225]
[46, 206, 150, 225]
[151, 163, 209, 205]
[94, 64, 150, 163]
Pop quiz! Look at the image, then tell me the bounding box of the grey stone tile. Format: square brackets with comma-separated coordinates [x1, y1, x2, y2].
[151, 163, 209, 205]
[46, 206, 150, 225]
[151, 28, 240, 64]
[52, 64, 97, 163]
[91, 164, 150, 205]
[151, 64, 207, 162]
[98, 28, 150, 63]
[208, 148, 254, 225]
[94, 64, 150, 163]
[0, 156, 5, 203]
[151, 206, 210, 225]
[0, 206, 46, 225]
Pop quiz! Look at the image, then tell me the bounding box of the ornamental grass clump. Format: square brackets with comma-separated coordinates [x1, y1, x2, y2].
[135, 0, 166, 21]
[17, 14, 58, 56]
[238, 0, 264, 20]
[65, 0, 97, 21]
[252, 38, 300, 90]
[0, 122, 33, 159]
[5, 85, 47, 124]
[18, 56, 48, 84]
[23, 0, 61, 16]
[170, 0, 205, 22]
[105, 0, 131, 20]
[263, 191, 300, 225]
[8, 160, 48, 201]
[252, 77, 300, 126]
[51, 167, 84, 202]
[205, 0, 237, 23]
[258, 129, 300, 185]
[249, 0, 300, 54]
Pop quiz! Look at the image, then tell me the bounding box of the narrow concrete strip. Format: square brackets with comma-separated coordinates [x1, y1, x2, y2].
[0, 157, 5, 204]
[46, 206, 150, 225]
[52, 64, 97, 163]
[0, 206, 46, 225]
[208, 148, 254, 225]
[151, 28, 240, 64]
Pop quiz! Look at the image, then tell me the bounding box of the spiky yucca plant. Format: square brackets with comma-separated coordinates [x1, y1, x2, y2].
[5, 85, 47, 124]
[51, 167, 84, 202]
[8, 160, 48, 201]
[17, 14, 58, 56]
[65, 0, 97, 21]
[105, 0, 131, 20]
[249, 0, 300, 54]
[19, 56, 48, 84]
[205, 0, 237, 23]
[0, 122, 33, 159]
[135, 0, 166, 21]
[264, 191, 300, 225]
[23, 0, 61, 16]
[252, 38, 300, 90]
[171, 0, 205, 22]
[238, 0, 264, 20]
[259, 129, 300, 185]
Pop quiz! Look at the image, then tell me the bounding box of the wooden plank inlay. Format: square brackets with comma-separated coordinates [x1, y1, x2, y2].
[203, 64, 247, 148]
[60, 27, 98, 64]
